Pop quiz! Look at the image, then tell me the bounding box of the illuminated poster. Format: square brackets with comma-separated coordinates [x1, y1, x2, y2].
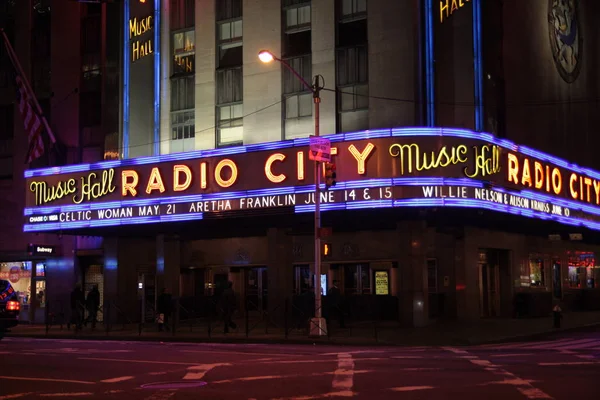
[375, 271, 389, 295]
[21, 128, 600, 232]
[124, 0, 158, 158]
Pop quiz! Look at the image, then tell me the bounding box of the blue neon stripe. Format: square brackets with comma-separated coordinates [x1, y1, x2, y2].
[123, 0, 130, 159]
[425, 0, 435, 126]
[153, 0, 161, 155]
[472, 0, 483, 131]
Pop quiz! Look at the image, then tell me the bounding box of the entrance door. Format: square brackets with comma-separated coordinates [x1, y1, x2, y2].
[479, 263, 499, 317]
[246, 268, 268, 311]
[552, 260, 562, 299]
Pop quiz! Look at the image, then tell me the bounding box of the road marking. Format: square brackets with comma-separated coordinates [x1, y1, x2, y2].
[180, 349, 297, 357]
[100, 376, 134, 383]
[211, 370, 372, 385]
[489, 353, 534, 358]
[442, 348, 553, 399]
[0, 393, 34, 399]
[0, 376, 95, 385]
[183, 363, 230, 380]
[390, 356, 423, 359]
[144, 391, 176, 400]
[39, 393, 93, 397]
[539, 361, 599, 366]
[331, 353, 355, 397]
[442, 347, 468, 354]
[389, 386, 435, 392]
[320, 350, 387, 356]
[79, 357, 199, 366]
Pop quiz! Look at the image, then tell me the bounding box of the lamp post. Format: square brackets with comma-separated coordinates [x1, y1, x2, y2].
[259, 50, 327, 336]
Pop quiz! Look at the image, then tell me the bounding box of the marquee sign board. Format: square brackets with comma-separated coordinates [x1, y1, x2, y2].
[22, 127, 600, 233]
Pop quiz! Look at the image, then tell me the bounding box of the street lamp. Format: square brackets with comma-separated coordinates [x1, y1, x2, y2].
[258, 50, 327, 337]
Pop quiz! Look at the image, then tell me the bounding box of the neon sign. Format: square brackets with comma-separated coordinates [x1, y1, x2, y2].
[129, 15, 153, 62]
[439, 0, 471, 23]
[22, 127, 600, 233]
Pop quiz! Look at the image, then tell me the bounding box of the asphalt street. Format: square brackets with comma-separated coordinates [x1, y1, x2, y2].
[0, 331, 599, 399]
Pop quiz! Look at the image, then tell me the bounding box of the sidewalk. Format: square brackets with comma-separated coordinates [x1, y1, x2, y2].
[5, 311, 600, 347]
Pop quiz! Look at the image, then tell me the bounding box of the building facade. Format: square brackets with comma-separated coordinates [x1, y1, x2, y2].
[2, 0, 600, 327]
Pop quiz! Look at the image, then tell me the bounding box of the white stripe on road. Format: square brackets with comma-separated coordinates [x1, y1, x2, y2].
[390, 356, 423, 359]
[331, 353, 355, 397]
[79, 357, 199, 366]
[39, 394, 93, 397]
[180, 350, 297, 357]
[389, 386, 435, 392]
[0, 393, 34, 400]
[211, 370, 372, 385]
[0, 376, 95, 385]
[539, 361, 599, 366]
[320, 350, 387, 356]
[144, 391, 176, 400]
[442, 348, 553, 399]
[100, 376, 134, 383]
[489, 353, 534, 358]
[183, 363, 230, 380]
[441, 347, 469, 354]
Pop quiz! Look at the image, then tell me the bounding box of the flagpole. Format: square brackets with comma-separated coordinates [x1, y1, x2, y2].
[1, 28, 57, 144]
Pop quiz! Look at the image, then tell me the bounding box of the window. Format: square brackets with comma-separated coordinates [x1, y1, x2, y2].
[528, 257, 545, 287]
[81, 53, 102, 92]
[217, 19, 242, 68]
[567, 251, 599, 289]
[283, 55, 312, 119]
[342, 264, 371, 295]
[172, 30, 195, 75]
[284, 0, 311, 32]
[216, 68, 243, 146]
[217, 104, 243, 146]
[293, 265, 313, 295]
[216, 0, 242, 21]
[170, 0, 195, 30]
[81, 15, 101, 54]
[340, 0, 366, 21]
[171, 76, 195, 140]
[337, 46, 368, 112]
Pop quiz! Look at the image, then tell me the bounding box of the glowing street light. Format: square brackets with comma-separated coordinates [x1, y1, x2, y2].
[258, 50, 276, 63]
[257, 50, 327, 337]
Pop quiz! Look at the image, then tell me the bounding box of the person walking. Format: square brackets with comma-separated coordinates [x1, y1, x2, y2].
[67, 284, 85, 331]
[219, 281, 237, 333]
[327, 280, 346, 329]
[85, 285, 100, 329]
[157, 288, 172, 332]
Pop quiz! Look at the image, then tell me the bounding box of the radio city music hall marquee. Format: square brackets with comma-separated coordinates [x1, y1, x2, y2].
[22, 128, 600, 232]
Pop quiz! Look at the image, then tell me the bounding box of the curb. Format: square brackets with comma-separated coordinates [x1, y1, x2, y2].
[5, 321, 599, 347]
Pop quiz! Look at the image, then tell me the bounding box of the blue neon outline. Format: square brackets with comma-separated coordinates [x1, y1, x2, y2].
[153, 0, 160, 155]
[123, 0, 130, 159]
[25, 126, 591, 178]
[23, 178, 600, 233]
[472, 0, 483, 131]
[425, 0, 435, 126]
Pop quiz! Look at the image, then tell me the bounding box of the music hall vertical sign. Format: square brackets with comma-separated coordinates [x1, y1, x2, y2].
[124, 0, 158, 158]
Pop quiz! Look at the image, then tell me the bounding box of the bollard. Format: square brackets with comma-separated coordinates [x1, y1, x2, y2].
[553, 304, 562, 328]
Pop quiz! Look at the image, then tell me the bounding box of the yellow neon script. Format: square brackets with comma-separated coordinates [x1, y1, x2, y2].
[440, 0, 471, 23]
[464, 145, 501, 178]
[129, 16, 153, 62]
[388, 143, 468, 175]
[30, 179, 77, 206]
[73, 169, 116, 204]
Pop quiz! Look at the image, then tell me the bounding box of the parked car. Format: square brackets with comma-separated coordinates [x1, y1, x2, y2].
[0, 279, 19, 340]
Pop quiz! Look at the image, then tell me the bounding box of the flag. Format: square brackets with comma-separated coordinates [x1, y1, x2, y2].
[15, 75, 46, 163]
[2, 29, 56, 164]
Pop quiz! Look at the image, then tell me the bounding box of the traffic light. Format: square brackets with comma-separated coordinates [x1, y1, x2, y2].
[322, 242, 332, 258]
[325, 162, 337, 189]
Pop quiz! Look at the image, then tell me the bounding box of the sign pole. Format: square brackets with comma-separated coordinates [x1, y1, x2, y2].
[310, 75, 327, 337]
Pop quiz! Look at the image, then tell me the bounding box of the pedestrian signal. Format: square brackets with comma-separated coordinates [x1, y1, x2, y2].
[323, 242, 332, 257]
[325, 163, 337, 189]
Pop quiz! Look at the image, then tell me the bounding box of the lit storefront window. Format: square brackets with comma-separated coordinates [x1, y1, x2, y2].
[529, 257, 545, 288]
[0, 262, 33, 307]
[567, 251, 599, 289]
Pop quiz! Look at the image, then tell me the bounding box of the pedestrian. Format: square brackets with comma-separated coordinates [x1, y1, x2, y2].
[553, 303, 563, 328]
[67, 284, 85, 331]
[85, 285, 100, 329]
[157, 288, 172, 332]
[219, 281, 237, 333]
[327, 280, 345, 328]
